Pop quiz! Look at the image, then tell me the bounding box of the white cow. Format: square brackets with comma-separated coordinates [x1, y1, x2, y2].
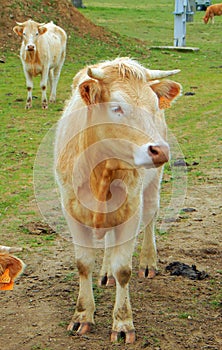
[54, 57, 181, 343]
[13, 19, 67, 109]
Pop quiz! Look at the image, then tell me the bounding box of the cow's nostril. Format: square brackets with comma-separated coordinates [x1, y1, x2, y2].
[148, 144, 169, 166]
[149, 145, 159, 156]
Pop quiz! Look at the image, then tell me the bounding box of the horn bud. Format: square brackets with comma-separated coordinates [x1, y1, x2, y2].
[147, 69, 180, 80]
[87, 67, 104, 80]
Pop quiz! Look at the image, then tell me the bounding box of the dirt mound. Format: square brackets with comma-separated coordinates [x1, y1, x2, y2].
[0, 0, 111, 50]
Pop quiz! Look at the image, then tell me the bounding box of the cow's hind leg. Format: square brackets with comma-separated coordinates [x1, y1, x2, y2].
[40, 67, 49, 109]
[67, 244, 96, 335]
[49, 53, 65, 103]
[139, 178, 160, 278]
[139, 220, 157, 279]
[99, 230, 116, 287]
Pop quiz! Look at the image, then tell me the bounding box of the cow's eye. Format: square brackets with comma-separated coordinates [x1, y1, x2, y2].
[111, 106, 123, 116]
[23, 32, 26, 36]
[36, 32, 39, 36]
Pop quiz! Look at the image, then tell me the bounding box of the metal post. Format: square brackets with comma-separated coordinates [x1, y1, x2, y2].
[173, 0, 187, 47]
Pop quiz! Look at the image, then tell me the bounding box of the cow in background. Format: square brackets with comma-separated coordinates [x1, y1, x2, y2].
[0, 246, 25, 290]
[203, 4, 222, 23]
[13, 20, 67, 109]
[55, 57, 181, 343]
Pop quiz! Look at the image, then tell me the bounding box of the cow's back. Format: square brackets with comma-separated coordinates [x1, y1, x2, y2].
[37, 22, 66, 66]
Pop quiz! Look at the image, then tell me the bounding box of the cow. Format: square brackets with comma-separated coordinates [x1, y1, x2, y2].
[0, 246, 25, 290]
[13, 19, 67, 109]
[203, 3, 222, 23]
[54, 57, 181, 343]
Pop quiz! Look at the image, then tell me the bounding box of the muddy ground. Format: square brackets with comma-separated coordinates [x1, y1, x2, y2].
[1, 175, 222, 350]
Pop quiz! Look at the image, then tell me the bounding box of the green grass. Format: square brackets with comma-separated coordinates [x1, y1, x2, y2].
[0, 0, 221, 245]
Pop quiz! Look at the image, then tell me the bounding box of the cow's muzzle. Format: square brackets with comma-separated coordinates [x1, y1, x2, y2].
[27, 45, 35, 51]
[148, 144, 169, 167]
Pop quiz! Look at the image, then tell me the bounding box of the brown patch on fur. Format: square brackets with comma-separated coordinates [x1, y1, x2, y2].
[116, 266, 131, 287]
[114, 301, 132, 321]
[93, 164, 112, 229]
[25, 50, 41, 76]
[76, 260, 89, 278]
[76, 297, 86, 313]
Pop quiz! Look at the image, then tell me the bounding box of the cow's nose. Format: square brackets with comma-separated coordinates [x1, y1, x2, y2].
[148, 144, 169, 166]
[27, 45, 35, 51]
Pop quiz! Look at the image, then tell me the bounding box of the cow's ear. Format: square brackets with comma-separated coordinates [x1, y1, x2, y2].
[13, 26, 23, 37]
[38, 27, 47, 35]
[79, 79, 103, 105]
[151, 80, 181, 109]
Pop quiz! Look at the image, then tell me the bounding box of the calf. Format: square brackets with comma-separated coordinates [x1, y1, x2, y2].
[13, 20, 67, 109]
[54, 57, 181, 342]
[203, 4, 222, 23]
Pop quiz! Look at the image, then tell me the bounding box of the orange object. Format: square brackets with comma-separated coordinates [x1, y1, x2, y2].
[0, 280, 14, 291]
[0, 268, 14, 290]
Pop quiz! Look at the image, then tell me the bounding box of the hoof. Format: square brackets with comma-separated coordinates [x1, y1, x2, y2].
[111, 330, 136, 344]
[147, 268, 156, 279]
[99, 275, 116, 287]
[67, 321, 75, 332]
[106, 276, 116, 286]
[138, 268, 146, 278]
[138, 267, 157, 279]
[77, 322, 92, 335]
[67, 321, 92, 335]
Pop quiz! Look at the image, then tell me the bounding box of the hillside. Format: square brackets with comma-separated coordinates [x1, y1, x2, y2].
[0, 0, 111, 50]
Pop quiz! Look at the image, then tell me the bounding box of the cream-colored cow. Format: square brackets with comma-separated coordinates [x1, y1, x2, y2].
[54, 57, 181, 343]
[13, 20, 67, 109]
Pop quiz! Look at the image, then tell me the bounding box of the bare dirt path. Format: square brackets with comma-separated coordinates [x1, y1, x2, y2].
[1, 180, 221, 350]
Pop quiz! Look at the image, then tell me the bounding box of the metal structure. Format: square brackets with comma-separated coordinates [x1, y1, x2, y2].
[173, 0, 195, 47]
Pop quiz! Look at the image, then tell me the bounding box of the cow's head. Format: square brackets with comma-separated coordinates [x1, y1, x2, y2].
[203, 15, 209, 24]
[13, 19, 47, 52]
[76, 58, 181, 169]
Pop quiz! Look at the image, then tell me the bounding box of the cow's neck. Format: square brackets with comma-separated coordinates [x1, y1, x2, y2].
[25, 49, 41, 65]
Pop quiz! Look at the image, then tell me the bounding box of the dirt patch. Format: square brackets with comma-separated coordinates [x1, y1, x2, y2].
[1, 181, 221, 350]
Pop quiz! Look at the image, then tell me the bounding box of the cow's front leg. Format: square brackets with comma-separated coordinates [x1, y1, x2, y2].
[40, 68, 49, 109]
[110, 230, 136, 344]
[67, 245, 96, 335]
[24, 70, 33, 109]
